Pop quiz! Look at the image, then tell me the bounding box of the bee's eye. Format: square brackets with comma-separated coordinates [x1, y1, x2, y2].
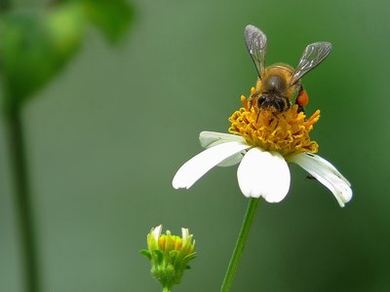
[258, 95, 268, 107]
[296, 90, 309, 106]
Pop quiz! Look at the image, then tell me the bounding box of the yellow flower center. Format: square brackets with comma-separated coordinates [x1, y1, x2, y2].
[228, 87, 320, 156]
[158, 234, 182, 252]
[157, 233, 195, 254]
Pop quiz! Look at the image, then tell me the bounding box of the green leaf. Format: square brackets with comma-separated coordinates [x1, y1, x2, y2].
[84, 0, 133, 43]
[0, 0, 133, 111]
[0, 3, 85, 108]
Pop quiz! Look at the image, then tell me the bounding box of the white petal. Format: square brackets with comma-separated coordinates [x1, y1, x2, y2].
[296, 153, 351, 186]
[289, 153, 352, 207]
[217, 151, 246, 167]
[199, 131, 247, 167]
[199, 131, 246, 148]
[152, 225, 162, 241]
[172, 141, 251, 189]
[237, 148, 290, 202]
[181, 228, 189, 240]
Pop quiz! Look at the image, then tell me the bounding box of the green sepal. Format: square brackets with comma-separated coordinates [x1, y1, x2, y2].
[168, 250, 179, 261]
[140, 249, 151, 260]
[183, 252, 197, 262]
[152, 249, 163, 264]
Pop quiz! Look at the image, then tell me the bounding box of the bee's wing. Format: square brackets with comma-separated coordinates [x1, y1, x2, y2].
[244, 25, 267, 78]
[290, 42, 332, 85]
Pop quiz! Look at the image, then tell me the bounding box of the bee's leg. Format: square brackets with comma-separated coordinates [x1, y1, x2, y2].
[254, 96, 265, 124]
[276, 98, 286, 112]
[250, 93, 261, 108]
[255, 109, 261, 124]
[249, 97, 256, 109]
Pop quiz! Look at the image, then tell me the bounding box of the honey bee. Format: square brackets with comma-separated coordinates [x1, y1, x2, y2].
[244, 25, 332, 112]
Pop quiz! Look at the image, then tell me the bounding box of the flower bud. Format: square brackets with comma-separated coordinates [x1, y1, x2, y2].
[141, 225, 196, 290]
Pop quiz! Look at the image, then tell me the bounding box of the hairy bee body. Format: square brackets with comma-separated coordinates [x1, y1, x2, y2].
[251, 64, 299, 112]
[244, 25, 332, 113]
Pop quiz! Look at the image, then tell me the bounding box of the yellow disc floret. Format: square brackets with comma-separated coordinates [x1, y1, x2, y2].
[228, 89, 320, 156]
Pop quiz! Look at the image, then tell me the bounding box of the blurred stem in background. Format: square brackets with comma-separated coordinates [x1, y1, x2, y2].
[2, 3, 42, 292]
[221, 198, 260, 292]
[5, 105, 40, 292]
[0, 1, 133, 291]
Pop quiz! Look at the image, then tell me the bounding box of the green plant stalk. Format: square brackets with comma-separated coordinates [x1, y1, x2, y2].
[162, 287, 171, 292]
[5, 106, 40, 292]
[220, 198, 260, 292]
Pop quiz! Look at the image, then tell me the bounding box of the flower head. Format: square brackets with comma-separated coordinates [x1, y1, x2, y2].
[141, 225, 196, 290]
[230, 93, 320, 156]
[172, 91, 352, 207]
[172, 24, 352, 207]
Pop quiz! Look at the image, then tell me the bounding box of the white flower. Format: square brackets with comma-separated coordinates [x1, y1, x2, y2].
[172, 131, 352, 207]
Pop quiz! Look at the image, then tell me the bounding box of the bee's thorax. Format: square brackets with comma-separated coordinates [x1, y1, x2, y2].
[254, 64, 301, 112]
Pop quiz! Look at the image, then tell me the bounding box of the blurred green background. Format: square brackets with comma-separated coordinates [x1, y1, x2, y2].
[1, 0, 389, 291]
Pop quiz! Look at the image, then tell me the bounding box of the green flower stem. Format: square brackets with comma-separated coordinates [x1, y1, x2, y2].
[162, 287, 171, 292]
[220, 198, 260, 292]
[5, 107, 40, 292]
